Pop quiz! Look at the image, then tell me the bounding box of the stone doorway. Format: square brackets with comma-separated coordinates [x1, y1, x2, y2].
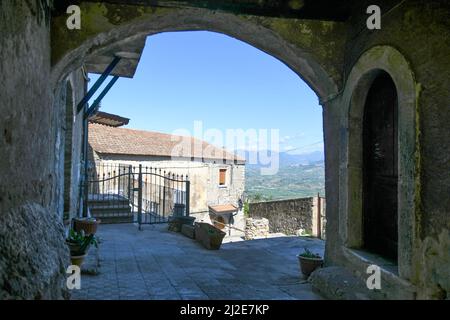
[362, 72, 398, 261]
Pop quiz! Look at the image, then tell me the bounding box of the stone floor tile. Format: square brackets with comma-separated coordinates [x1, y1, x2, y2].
[71, 224, 325, 300]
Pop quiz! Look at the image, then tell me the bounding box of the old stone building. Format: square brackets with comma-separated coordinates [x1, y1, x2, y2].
[0, 0, 449, 299]
[88, 113, 246, 229]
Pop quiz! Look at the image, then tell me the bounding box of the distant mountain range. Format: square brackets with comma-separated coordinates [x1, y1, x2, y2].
[236, 150, 324, 167]
[241, 150, 325, 201]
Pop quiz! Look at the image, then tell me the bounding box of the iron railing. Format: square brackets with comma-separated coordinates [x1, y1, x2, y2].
[86, 162, 190, 228]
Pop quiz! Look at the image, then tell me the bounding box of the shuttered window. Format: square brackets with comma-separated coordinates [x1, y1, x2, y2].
[219, 169, 227, 186]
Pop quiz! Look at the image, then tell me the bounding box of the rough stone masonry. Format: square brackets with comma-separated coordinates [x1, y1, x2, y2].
[0, 0, 449, 300]
[245, 218, 270, 240]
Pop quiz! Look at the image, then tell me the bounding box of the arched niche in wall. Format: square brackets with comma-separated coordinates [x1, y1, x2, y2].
[340, 45, 418, 280]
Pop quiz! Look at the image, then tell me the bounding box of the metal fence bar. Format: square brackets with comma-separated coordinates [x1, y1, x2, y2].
[85, 162, 191, 226]
[186, 179, 190, 216]
[137, 164, 143, 230]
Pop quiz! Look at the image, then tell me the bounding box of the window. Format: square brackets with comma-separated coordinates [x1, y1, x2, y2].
[219, 169, 227, 186]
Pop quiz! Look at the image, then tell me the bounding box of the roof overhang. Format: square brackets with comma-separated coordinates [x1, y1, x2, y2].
[89, 111, 130, 127]
[209, 204, 239, 215]
[84, 36, 147, 78]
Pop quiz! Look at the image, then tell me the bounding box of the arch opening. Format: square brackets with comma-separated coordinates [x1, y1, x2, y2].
[342, 45, 418, 280]
[362, 71, 398, 261]
[51, 8, 338, 102]
[84, 30, 326, 237]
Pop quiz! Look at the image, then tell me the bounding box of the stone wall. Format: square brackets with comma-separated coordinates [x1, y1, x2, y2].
[55, 70, 86, 224]
[0, 0, 447, 300]
[344, 0, 450, 240]
[50, 0, 450, 300]
[248, 197, 326, 238]
[245, 218, 270, 240]
[324, 1, 450, 299]
[0, 1, 70, 299]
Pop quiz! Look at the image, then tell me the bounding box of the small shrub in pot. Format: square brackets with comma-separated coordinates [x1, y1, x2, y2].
[297, 247, 323, 278]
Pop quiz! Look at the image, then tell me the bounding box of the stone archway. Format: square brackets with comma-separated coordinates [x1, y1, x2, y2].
[51, 6, 340, 102]
[341, 45, 418, 281]
[362, 71, 399, 261]
[49, 3, 344, 290]
[49, 4, 342, 239]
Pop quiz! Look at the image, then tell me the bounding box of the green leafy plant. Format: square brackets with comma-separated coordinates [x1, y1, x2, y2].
[243, 201, 249, 217]
[299, 247, 322, 259]
[66, 229, 98, 256]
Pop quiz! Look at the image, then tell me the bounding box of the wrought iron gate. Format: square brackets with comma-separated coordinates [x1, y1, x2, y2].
[85, 162, 190, 228]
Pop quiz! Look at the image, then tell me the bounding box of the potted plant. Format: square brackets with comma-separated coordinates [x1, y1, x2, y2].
[73, 217, 100, 235]
[66, 229, 98, 267]
[297, 247, 323, 278]
[168, 207, 195, 233]
[168, 216, 196, 232]
[195, 222, 226, 250]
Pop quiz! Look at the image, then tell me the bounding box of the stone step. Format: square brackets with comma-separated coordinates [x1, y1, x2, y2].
[91, 209, 132, 216]
[91, 209, 134, 224]
[90, 203, 133, 224]
[89, 204, 131, 211]
[95, 215, 134, 224]
[87, 194, 131, 206]
[89, 206, 131, 216]
[89, 202, 131, 208]
[309, 266, 371, 300]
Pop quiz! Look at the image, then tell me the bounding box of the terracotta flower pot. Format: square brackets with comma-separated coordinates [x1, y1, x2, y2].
[70, 254, 87, 268]
[195, 222, 226, 250]
[73, 218, 100, 235]
[66, 241, 83, 255]
[298, 255, 323, 278]
[168, 216, 195, 232]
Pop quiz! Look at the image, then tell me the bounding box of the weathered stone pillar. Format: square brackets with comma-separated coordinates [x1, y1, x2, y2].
[321, 97, 342, 266]
[0, 1, 70, 299]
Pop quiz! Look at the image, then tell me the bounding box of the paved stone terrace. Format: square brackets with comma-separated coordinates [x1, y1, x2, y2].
[71, 224, 325, 300]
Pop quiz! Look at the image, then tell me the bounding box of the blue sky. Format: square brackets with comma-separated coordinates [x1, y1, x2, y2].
[89, 31, 323, 154]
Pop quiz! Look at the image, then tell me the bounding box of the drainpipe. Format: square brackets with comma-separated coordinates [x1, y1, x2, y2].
[81, 69, 90, 218]
[76, 57, 121, 218]
[82, 104, 89, 217]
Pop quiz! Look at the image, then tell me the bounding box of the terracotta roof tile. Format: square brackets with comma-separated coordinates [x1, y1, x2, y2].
[88, 123, 244, 162]
[89, 111, 130, 127]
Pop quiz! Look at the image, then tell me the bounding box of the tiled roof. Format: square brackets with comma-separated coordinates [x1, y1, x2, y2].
[89, 111, 130, 127]
[88, 123, 244, 162]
